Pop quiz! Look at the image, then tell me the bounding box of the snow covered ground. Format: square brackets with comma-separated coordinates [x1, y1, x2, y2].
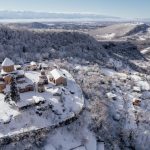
[141, 47, 150, 54]
[100, 33, 116, 40]
[44, 110, 97, 150]
[0, 70, 84, 139]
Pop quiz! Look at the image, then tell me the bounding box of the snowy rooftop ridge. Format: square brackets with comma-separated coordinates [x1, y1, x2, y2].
[50, 69, 65, 80]
[1, 58, 14, 67]
[30, 61, 37, 66]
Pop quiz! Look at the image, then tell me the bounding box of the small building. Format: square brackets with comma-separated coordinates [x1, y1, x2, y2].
[41, 63, 49, 70]
[3, 74, 13, 84]
[18, 84, 34, 93]
[30, 61, 37, 71]
[1, 58, 15, 73]
[49, 69, 67, 86]
[15, 65, 22, 70]
[0, 81, 6, 93]
[16, 70, 25, 79]
[17, 78, 26, 84]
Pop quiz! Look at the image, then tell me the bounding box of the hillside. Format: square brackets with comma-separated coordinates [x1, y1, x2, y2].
[0, 25, 144, 64]
[0, 25, 150, 150]
[89, 23, 150, 40]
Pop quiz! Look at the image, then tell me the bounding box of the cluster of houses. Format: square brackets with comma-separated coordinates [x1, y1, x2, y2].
[0, 58, 67, 95]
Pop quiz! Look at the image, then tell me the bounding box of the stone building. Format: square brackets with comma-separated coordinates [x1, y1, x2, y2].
[49, 69, 67, 86]
[0, 77, 6, 93]
[30, 61, 38, 71]
[1, 58, 15, 74]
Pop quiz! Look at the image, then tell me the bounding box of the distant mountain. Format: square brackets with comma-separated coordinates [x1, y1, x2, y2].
[7, 22, 50, 29]
[0, 10, 123, 21]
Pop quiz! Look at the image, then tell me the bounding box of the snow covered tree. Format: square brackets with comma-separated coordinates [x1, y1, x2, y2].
[4, 92, 10, 103]
[10, 76, 20, 103]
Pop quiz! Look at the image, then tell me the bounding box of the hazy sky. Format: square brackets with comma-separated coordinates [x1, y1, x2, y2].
[0, 0, 149, 18]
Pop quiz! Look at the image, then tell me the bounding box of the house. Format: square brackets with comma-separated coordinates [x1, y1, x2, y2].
[30, 61, 38, 70]
[49, 69, 67, 86]
[3, 74, 13, 84]
[0, 58, 33, 93]
[18, 84, 34, 93]
[1, 58, 15, 74]
[39, 63, 49, 70]
[17, 70, 25, 79]
[0, 78, 6, 93]
[15, 65, 22, 70]
[17, 78, 26, 84]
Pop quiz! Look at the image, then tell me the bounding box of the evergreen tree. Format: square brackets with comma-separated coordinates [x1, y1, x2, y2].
[22, 46, 27, 53]
[4, 92, 10, 103]
[10, 76, 20, 103]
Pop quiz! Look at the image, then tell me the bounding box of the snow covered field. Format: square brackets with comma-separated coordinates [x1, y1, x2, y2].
[0, 70, 84, 139]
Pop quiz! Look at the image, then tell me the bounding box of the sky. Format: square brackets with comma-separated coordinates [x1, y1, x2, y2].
[0, 0, 149, 18]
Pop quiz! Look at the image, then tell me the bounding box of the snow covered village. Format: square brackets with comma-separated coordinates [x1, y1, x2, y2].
[0, 58, 84, 144]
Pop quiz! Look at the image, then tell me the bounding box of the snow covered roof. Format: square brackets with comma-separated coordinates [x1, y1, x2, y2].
[2, 58, 14, 67]
[52, 88, 62, 95]
[73, 146, 86, 150]
[30, 61, 37, 66]
[15, 65, 22, 69]
[41, 63, 48, 68]
[50, 69, 65, 80]
[17, 70, 25, 75]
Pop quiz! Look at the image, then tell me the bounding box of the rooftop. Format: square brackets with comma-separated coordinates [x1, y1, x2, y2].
[50, 69, 65, 80]
[1, 58, 14, 67]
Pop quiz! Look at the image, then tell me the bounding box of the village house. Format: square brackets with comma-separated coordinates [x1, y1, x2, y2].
[0, 58, 34, 93]
[0, 77, 6, 93]
[1, 58, 15, 74]
[39, 63, 49, 70]
[18, 84, 35, 93]
[30, 61, 38, 70]
[15, 65, 22, 70]
[3, 74, 13, 84]
[0, 58, 16, 85]
[17, 70, 25, 79]
[49, 69, 67, 86]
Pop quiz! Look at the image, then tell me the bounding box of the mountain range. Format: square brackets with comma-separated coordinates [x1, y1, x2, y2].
[0, 10, 124, 21]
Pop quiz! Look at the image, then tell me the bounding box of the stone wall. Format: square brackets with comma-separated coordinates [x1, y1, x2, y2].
[0, 105, 84, 146]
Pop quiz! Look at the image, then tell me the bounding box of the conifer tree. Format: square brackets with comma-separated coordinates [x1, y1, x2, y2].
[4, 92, 10, 103]
[10, 76, 20, 102]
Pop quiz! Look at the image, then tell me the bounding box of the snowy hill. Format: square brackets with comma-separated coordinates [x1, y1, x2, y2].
[89, 23, 150, 40]
[0, 25, 145, 64]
